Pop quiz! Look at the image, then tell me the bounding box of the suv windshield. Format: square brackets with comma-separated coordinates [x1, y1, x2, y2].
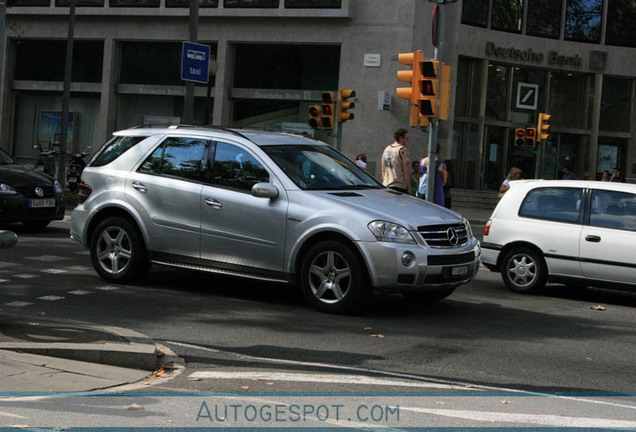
[262, 144, 381, 191]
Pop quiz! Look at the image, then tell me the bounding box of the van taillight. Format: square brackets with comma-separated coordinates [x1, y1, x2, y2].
[484, 220, 492, 236]
[77, 182, 92, 204]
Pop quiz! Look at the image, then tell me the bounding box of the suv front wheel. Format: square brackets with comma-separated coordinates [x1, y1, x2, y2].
[90, 216, 149, 283]
[501, 247, 547, 294]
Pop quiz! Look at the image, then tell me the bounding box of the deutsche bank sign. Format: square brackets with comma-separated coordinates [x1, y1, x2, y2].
[181, 42, 211, 83]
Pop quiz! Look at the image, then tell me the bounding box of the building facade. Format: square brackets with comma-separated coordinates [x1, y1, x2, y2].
[0, 0, 634, 189]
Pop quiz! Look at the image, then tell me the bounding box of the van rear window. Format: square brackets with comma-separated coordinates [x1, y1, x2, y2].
[90, 135, 147, 167]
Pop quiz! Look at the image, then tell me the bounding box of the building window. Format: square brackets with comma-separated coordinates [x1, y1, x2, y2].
[606, 0, 636, 48]
[56, 0, 104, 5]
[109, 0, 159, 6]
[455, 57, 483, 118]
[224, 0, 278, 7]
[166, 0, 218, 7]
[486, 63, 509, 121]
[4, 0, 49, 5]
[14, 40, 103, 82]
[285, 0, 341, 7]
[491, 0, 524, 33]
[549, 72, 589, 129]
[565, 0, 603, 43]
[461, 0, 488, 27]
[527, 0, 562, 38]
[600, 76, 632, 132]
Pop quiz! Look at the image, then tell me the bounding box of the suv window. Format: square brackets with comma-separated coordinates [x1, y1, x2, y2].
[90, 135, 147, 167]
[138, 137, 208, 181]
[208, 141, 269, 192]
[589, 189, 636, 231]
[519, 187, 583, 223]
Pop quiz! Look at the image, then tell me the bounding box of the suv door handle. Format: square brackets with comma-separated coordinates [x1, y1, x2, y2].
[205, 198, 222, 209]
[131, 181, 147, 193]
[585, 235, 601, 243]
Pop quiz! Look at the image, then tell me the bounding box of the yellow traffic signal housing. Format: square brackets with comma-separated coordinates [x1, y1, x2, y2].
[419, 59, 440, 118]
[308, 105, 321, 129]
[439, 64, 452, 121]
[397, 50, 424, 106]
[538, 112, 553, 141]
[525, 127, 537, 147]
[514, 128, 526, 147]
[320, 91, 335, 130]
[338, 89, 356, 123]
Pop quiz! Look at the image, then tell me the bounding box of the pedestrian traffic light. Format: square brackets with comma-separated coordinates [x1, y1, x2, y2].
[525, 127, 537, 148]
[538, 113, 553, 141]
[338, 89, 356, 123]
[514, 128, 526, 147]
[397, 50, 424, 108]
[320, 91, 334, 130]
[308, 105, 322, 129]
[439, 64, 452, 121]
[420, 59, 440, 118]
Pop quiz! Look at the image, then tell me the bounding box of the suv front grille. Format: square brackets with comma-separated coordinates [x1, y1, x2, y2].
[418, 223, 469, 248]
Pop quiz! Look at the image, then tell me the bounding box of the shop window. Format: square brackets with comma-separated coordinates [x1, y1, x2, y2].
[109, 0, 159, 6]
[600, 77, 632, 132]
[565, 0, 603, 43]
[14, 40, 103, 82]
[166, 0, 218, 7]
[461, 0, 488, 27]
[527, 0, 562, 38]
[486, 63, 509, 121]
[606, 0, 636, 48]
[224, 0, 278, 7]
[285, 0, 341, 7]
[492, 0, 524, 33]
[4, 0, 49, 5]
[56, 0, 104, 5]
[234, 44, 339, 90]
[548, 72, 589, 129]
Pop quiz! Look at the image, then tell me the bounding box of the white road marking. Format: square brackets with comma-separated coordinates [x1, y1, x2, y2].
[95, 286, 120, 291]
[36, 295, 65, 301]
[0, 279, 8, 283]
[68, 290, 92, 295]
[12, 274, 39, 279]
[403, 407, 636, 428]
[40, 269, 67, 274]
[26, 255, 69, 262]
[0, 262, 18, 269]
[68, 266, 90, 271]
[4, 301, 33, 307]
[188, 371, 468, 389]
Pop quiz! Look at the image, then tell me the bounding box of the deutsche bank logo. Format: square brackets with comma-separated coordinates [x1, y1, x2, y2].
[181, 42, 211, 84]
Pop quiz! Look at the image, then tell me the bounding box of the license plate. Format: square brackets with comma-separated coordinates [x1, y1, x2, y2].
[451, 265, 468, 276]
[29, 198, 55, 208]
[68, 177, 77, 183]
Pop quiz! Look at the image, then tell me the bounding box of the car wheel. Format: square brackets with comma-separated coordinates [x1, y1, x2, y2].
[90, 216, 148, 283]
[23, 220, 50, 231]
[404, 287, 456, 303]
[501, 247, 547, 294]
[300, 240, 370, 314]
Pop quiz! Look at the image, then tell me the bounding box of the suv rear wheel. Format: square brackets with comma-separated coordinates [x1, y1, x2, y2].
[501, 247, 547, 293]
[300, 240, 370, 314]
[90, 216, 149, 283]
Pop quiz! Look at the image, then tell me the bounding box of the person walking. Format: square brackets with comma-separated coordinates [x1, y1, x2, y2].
[381, 128, 411, 194]
[443, 159, 455, 209]
[499, 167, 522, 198]
[420, 144, 447, 206]
[561, 166, 578, 180]
[410, 160, 421, 197]
[610, 168, 624, 182]
[354, 153, 367, 169]
[601, 170, 610, 181]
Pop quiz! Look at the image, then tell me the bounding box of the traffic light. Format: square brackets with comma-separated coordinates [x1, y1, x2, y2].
[514, 128, 526, 147]
[396, 50, 424, 108]
[420, 60, 440, 118]
[538, 113, 553, 141]
[439, 64, 452, 121]
[525, 127, 537, 148]
[337, 89, 356, 123]
[308, 105, 321, 129]
[320, 91, 334, 130]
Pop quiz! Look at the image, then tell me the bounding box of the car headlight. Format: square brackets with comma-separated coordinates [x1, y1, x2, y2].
[0, 183, 17, 195]
[54, 181, 64, 195]
[368, 220, 416, 244]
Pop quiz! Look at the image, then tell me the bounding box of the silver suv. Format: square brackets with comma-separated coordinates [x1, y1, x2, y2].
[71, 126, 480, 313]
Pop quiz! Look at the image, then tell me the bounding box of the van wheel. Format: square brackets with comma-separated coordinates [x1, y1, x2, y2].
[90, 216, 149, 283]
[501, 247, 547, 293]
[300, 240, 370, 314]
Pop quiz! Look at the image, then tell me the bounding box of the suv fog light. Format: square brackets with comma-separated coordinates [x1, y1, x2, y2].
[401, 251, 415, 267]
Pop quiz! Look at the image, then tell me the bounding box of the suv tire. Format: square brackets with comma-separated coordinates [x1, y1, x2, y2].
[501, 247, 547, 293]
[90, 216, 149, 283]
[300, 240, 370, 314]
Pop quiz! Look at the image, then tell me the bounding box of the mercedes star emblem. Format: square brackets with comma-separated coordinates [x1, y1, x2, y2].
[446, 227, 458, 246]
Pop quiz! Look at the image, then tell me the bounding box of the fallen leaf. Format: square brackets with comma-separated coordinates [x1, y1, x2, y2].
[166, 420, 173, 423]
[152, 368, 171, 378]
[266, 382, 274, 385]
[28, 322, 40, 326]
[156, 349, 165, 357]
[38, 312, 46, 315]
[126, 403, 145, 411]
[436, 401, 445, 405]
[364, 327, 373, 330]
[251, 378, 259, 381]
[591, 305, 606, 311]
[500, 400, 510, 404]
[370, 334, 384, 338]
[585, 357, 592, 361]
[143, 382, 151, 385]
[188, 377, 201, 381]
[240, 386, 250, 390]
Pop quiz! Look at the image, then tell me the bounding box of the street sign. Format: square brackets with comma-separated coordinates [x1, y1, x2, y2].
[181, 41, 210, 84]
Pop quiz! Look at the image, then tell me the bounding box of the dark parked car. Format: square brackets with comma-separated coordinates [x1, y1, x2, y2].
[0, 147, 65, 230]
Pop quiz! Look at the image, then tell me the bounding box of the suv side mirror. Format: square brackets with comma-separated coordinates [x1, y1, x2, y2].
[251, 182, 279, 199]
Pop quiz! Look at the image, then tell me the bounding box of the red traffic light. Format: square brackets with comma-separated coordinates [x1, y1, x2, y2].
[526, 128, 535, 138]
[321, 105, 333, 116]
[515, 129, 525, 138]
[422, 80, 436, 96]
[309, 106, 319, 117]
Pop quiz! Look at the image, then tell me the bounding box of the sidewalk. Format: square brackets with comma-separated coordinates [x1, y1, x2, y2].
[0, 313, 159, 392]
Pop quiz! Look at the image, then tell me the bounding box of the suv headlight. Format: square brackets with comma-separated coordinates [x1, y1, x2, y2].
[368, 221, 416, 244]
[54, 181, 64, 195]
[464, 218, 473, 238]
[0, 183, 17, 195]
